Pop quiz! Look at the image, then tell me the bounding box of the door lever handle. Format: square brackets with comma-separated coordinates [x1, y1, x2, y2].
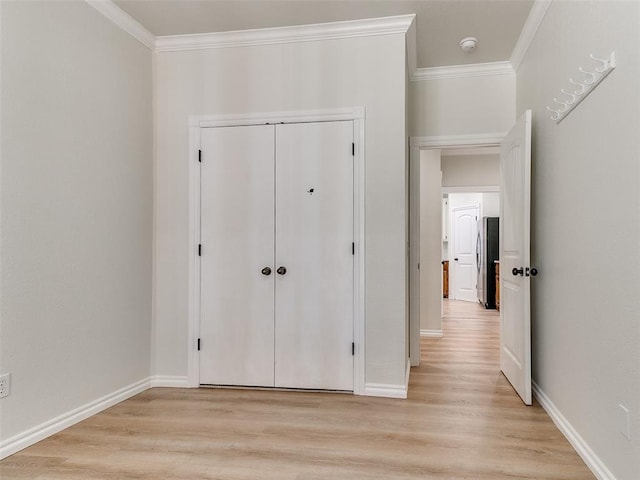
[512, 267, 524, 276]
[277, 266, 287, 275]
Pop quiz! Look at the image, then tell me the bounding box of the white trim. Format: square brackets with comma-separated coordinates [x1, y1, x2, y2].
[411, 133, 506, 149]
[408, 145, 421, 367]
[442, 186, 500, 194]
[156, 14, 415, 52]
[150, 375, 191, 388]
[420, 329, 444, 338]
[441, 146, 500, 157]
[192, 108, 363, 128]
[188, 107, 366, 396]
[0, 378, 150, 460]
[510, 0, 552, 72]
[84, 0, 155, 49]
[405, 16, 417, 79]
[532, 382, 617, 480]
[411, 61, 514, 82]
[363, 383, 407, 399]
[187, 125, 201, 388]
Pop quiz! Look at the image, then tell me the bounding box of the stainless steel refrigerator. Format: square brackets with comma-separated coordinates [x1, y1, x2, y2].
[476, 217, 499, 309]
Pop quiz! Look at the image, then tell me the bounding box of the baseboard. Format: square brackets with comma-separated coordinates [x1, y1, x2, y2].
[150, 375, 191, 388]
[420, 329, 444, 338]
[532, 381, 617, 480]
[0, 377, 151, 460]
[364, 362, 410, 400]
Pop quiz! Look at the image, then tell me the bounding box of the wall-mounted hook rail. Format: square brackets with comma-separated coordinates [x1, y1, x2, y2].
[546, 51, 616, 124]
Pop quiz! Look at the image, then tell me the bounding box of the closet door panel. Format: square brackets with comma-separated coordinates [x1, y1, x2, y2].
[199, 125, 275, 387]
[274, 121, 354, 391]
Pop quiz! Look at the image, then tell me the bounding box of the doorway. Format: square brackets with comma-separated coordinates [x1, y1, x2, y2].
[408, 138, 502, 367]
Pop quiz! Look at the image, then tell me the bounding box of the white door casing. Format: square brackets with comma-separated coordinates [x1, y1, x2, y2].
[499, 110, 532, 405]
[199, 125, 276, 387]
[274, 121, 354, 390]
[452, 205, 479, 302]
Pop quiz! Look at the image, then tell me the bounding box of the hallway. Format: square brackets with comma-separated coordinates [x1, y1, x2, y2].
[0, 300, 594, 479]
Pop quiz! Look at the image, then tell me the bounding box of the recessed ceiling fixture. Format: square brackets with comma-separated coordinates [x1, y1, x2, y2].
[459, 37, 478, 53]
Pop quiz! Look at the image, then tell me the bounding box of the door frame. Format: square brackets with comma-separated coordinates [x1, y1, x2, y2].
[408, 133, 505, 366]
[187, 107, 366, 394]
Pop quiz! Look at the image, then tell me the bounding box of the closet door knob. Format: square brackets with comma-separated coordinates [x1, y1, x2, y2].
[277, 266, 287, 275]
[512, 267, 524, 276]
[261, 267, 272, 276]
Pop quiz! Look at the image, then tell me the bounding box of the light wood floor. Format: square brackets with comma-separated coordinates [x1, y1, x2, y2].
[1, 300, 594, 479]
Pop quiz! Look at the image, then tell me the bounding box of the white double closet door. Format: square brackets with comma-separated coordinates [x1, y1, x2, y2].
[199, 121, 354, 391]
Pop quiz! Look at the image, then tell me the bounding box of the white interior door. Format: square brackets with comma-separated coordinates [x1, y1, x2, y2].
[199, 125, 276, 387]
[500, 110, 532, 405]
[452, 205, 479, 302]
[274, 121, 354, 391]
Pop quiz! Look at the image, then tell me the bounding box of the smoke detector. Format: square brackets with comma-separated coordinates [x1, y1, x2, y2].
[459, 37, 478, 53]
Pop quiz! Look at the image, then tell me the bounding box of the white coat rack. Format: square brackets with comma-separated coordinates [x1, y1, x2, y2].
[546, 51, 616, 123]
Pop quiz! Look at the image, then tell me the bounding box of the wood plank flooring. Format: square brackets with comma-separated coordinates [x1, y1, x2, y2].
[0, 300, 594, 479]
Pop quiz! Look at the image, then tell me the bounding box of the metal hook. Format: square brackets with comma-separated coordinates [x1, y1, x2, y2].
[569, 78, 587, 95]
[579, 67, 597, 85]
[546, 106, 561, 120]
[561, 89, 576, 104]
[553, 97, 569, 112]
[589, 54, 609, 73]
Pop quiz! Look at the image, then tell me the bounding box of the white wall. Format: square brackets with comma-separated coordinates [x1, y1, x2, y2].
[410, 74, 515, 137]
[419, 150, 442, 332]
[481, 192, 499, 218]
[0, 0, 153, 446]
[154, 34, 408, 387]
[517, 1, 640, 478]
[441, 154, 500, 187]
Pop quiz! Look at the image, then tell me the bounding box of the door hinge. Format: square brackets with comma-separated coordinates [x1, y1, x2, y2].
[197, 338, 201, 351]
[352, 143, 355, 156]
[352, 242, 355, 255]
[351, 342, 355, 355]
[198, 244, 202, 256]
[198, 150, 202, 163]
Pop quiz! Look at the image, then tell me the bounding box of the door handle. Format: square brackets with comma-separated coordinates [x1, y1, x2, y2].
[512, 267, 524, 276]
[277, 266, 287, 275]
[454, 258, 459, 262]
[526, 267, 539, 277]
[261, 267, 272, 276]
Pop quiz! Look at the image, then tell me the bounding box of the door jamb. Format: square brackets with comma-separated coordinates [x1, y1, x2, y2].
[408, 133, 504, 367]
[188, 108, 366, 395]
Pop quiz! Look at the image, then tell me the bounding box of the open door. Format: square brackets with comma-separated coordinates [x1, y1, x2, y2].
[499, 110, 533, 405]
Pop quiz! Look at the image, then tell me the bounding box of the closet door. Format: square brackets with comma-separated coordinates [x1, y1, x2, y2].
[199, 125, 275, 387]
[274, 121, 354, 391]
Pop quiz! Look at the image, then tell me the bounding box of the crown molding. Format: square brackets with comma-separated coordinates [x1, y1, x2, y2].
[405, 16, 417, 78]
[85, 0, 155, 49]
[410, 61, 514, 81]
[156, 14, 416, 52]
[510, 0, 552, 71]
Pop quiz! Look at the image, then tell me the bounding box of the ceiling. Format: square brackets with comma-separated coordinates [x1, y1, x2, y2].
[114, 0, 534, 68]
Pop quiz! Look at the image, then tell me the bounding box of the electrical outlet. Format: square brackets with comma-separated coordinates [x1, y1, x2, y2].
[618, 403, 631, 440]
[0, 373, 10, 399]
